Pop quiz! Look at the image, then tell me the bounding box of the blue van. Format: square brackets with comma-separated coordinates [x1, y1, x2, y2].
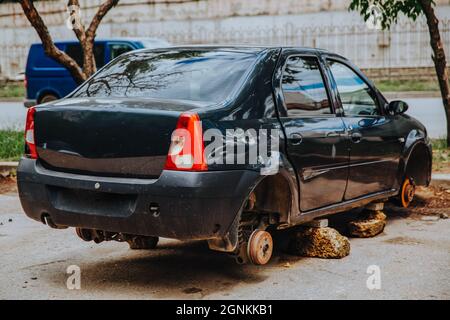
[24, 38, 170, 107]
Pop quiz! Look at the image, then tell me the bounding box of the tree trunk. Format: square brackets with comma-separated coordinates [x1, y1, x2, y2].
[20, 0, 119, 85]
[420, 0, 450, 146]
[19, 0, 87, 84]
[67, 0, 97, 77]
[84, 0, 120, 76]
[67, 1, 88, 77]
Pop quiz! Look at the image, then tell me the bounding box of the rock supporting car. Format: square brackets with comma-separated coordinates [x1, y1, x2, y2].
[17, 46, 432, 265]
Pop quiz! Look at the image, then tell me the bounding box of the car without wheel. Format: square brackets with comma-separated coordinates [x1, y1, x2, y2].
[17, 46, 432, 265]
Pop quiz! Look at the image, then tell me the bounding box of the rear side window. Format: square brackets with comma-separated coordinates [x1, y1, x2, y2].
[110, 43, 135, 60]
[281, 56, 331, 116]
[66, 43, 105, 69]
[72, 50, 257, 104]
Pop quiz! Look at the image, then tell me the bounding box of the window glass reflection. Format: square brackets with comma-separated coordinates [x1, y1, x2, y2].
[73, 50, 256, 104]
[328, 60, 379, 116]
[281, 56, 331, 117]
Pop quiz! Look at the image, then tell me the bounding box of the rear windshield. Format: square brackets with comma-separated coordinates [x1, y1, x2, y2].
[72, 49, 257, 103]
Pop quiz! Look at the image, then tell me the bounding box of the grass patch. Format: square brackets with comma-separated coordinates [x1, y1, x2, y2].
[0, 130, 24, 161]
[0, 82, 25, 98]
[375, 79, 440, 92]
[431, 138, 448, 151]
[431, 138, 450, 173]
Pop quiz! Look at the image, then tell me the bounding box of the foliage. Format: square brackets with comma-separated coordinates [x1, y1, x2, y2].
[0, 130, 24, 161]
[349, 0, 434, 29]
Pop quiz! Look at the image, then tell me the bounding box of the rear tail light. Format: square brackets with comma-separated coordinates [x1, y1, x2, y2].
[164, 112, 207, 171]
[25, 106, 38, 159]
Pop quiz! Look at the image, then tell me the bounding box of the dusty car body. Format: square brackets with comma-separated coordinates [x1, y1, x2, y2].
[17, 46, 432, 265]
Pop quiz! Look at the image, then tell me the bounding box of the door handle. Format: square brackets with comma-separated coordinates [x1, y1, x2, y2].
[289, 133, 303, 145]
[350, 132, 362, 143]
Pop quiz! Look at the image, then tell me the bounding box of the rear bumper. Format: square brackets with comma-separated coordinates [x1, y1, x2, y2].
[17, 158, 260, 240]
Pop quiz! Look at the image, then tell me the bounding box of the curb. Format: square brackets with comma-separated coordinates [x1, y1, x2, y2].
[0, 161, 18, 175]
[431, 173, 450, 189]
[0, 161, 18, 168]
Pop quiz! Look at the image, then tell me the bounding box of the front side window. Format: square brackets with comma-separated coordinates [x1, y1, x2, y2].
[110, 43, 135, 60]
[281, 56, 331, 117]
[66, 43, 105, 69]
[328, 60, 379, 116]
[72, 50, 257, 104]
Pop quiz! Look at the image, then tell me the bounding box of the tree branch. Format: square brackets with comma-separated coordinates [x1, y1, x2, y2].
[86, 0, 119, 42]
[67, 0, 87, 44]
[19, 0, 87, 84]
[67, 0, 94, 75]
[83, 0, 119, 75]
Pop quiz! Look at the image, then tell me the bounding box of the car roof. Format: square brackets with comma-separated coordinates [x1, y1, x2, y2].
[126, 45, 351, 63]
[128, 44, 332, 55]
[29, 42, 336, 56]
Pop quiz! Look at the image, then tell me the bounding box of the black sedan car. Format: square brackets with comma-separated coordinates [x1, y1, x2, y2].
[18, 46, 432, 265]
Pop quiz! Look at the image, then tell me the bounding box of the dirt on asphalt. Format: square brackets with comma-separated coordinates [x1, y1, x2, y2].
[414, 186, 450, 210]
[0, 176, 17, 194]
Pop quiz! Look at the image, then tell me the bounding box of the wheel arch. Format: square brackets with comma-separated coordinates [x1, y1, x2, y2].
[207, 165, 299, 253]
[37, 88, 60, 104]
[399, 138, 432, 187]
[247, 168, 299, 226]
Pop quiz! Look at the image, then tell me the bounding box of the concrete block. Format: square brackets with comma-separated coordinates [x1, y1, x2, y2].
[303, 219, 328, 228]
[365, 202, 384, 211]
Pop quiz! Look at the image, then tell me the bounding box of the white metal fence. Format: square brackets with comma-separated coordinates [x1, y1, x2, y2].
[1, 18, 450, 79]
[146, 19, 450, 69]
[0, 45, 29, 79]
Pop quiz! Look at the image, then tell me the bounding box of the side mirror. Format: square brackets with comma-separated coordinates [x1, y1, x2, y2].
[386, 100, 409, 115]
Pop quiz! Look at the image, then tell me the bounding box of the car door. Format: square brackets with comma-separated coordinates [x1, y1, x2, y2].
[325, 57, 402, 200]
[275, 51, 349, 212]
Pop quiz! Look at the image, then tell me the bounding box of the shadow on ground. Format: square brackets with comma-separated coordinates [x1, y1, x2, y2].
[30, 203, 434, 298]
[37, 239, 275, 298]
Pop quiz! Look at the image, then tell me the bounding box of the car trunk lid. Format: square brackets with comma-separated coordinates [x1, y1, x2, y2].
[34, 97, 208, 178]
